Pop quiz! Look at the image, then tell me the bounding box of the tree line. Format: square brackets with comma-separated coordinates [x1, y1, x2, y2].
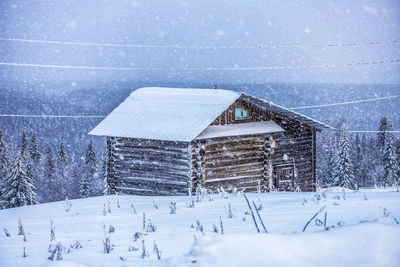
[1, 116, 399, 209]
[0, 127, 113, 209]
[319, 117, 400, 190]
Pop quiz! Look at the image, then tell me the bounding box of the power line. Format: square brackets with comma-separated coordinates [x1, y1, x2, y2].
[1, 37, 399, 49]
[0, 114, 105, 118]
[1, 59, 399, 71]
[290, 95, 400, 110]
[0, 114, 398, 133]
[348, 131, 400, 133]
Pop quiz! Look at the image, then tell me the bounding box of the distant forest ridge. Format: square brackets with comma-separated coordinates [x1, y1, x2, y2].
[0, 81, 399, 159]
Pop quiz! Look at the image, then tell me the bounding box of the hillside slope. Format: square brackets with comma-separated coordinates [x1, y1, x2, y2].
[0, 188, 399, 266]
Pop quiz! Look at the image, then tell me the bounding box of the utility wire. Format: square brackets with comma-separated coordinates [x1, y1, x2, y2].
[348, 131, 400, 133]
[1, 59, 399, 71]
[0, 114, 398, 133]
[0, 114, 105, 118]
[1, 37, 399, 49]
[290, 95, 400, 110]
[1, 93, 399, 119]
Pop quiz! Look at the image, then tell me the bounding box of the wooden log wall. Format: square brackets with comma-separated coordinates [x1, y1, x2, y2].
[110, 137, 191, 196]
[204, 96, 317, 192]
[106, 137, 116, 194]
[192, 135, 266, 192]
[271, 129, 315, 191]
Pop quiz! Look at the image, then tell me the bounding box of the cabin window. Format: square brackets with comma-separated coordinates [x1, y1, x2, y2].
[235, 107, 249, 119]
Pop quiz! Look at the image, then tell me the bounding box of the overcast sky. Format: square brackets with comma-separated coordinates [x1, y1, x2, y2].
[0, 0, 399, 84]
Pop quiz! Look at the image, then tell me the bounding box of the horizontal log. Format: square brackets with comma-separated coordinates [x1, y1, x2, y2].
[114, 165, 189, 177]
[117, 179, 188, 193]
[204, 140, 264, 151]
[114, 149, 190, 161]
[206, 156, 263, 168]
[206, 168, 263, 180]
[114, 155, 190, 168]
[115, 138, 189, 148]
[114, 159, 189, 172]
[114, 144, 188, 155]
[119, 176, 189, 186]
[204, 136, 264, 147]
[205, 161, 264, 172]
[205, 146, 264, 157]
[116, 186, 187, 196]
[205, 174, 264, 184]
[204, 151, 264, 161]
[115, 169, 189, 182]
[114, 165, 189, 178]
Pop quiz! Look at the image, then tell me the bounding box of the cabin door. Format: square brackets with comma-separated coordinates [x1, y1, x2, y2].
[273, 164, 294, 191]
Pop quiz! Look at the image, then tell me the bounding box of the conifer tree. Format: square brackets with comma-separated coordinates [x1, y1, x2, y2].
[71, 161, 83, 199]
[80, 172, 90, 198]
[44, 147, 60, 202]
[0, 128, 10, 208]
[358, 134, 369, 187]
[353, 134, 363, 185]
[81, 140, 98, 197]
[361, 134, 367, 157]
[377, 117, 388, 150]
[1, 154, 38, 208]
[102, 143, 116, 195]
[28, 133, 41, 163]
[0, 128, 10, 182]
[20, 132, 28, 158]
[57, 143, 69, 196]
[324, 138, 337, 186]
[382, 120, 399, 186]
[395, 139, 400, 187]
[334, 125, 357, 189]
[85, 140, 97, 175]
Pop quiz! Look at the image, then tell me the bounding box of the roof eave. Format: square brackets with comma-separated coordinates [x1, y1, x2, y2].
[240, 93, 336, 132]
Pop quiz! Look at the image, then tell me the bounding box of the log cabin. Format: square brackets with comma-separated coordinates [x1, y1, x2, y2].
[89, 87, 334, 195]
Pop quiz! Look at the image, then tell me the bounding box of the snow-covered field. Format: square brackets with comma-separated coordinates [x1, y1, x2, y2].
[0, 188, 399, 267]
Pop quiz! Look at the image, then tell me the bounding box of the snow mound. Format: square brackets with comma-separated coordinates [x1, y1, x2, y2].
[184, 223, 400, 267]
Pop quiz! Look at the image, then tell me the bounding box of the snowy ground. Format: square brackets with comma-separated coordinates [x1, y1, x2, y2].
[0, 188, 399, 267]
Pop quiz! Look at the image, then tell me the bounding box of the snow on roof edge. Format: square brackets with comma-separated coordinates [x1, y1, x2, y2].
[194, 120, 285, 140]
[240, 93, 335, 132]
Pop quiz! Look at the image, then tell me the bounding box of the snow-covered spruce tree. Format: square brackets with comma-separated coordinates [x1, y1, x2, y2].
[1, 154, 38, 208]
[80, 170, 90, 198]
[382, 120, 399, 186]
[334, 125, 357, 189]
[358, 134, 370, 187]
[377, 117, 388, 151]
[81, 140, 98, 198]
[70, 161, 82, 199]
[395, 139, 400, 187]
[26, 133, 42, 199]
[0, 128, 10, 192]
[20, 131, 28, 159]
[324, 138, 337, 187]
[102, 143, 115, 195]
[57, 142, 70, 197]
[28, 133, 41, 163]
[352, 134, 364, 186]
[43, 147, 61, 202]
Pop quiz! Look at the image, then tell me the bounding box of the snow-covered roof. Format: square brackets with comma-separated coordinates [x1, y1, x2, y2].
[89, 87, 333, 141]
[89, 87, 240, 142]
[195, 121, 284, 140]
